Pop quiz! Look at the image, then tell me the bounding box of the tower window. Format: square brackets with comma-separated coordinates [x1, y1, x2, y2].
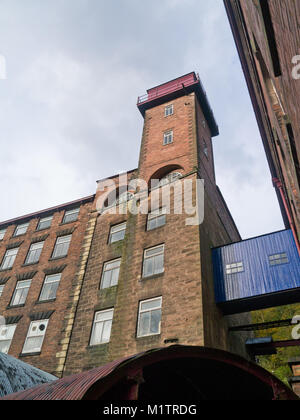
[90, 309, 114, 346]
[147, 207, 167, 231]
[165, 104, 174, 117]
[137, 297, 162, 338]
[37, 216, 53, 231]
[100, 259, 121, 289]
[109, 223, 126, 244]
[13, 223, 29, 237]
[62, 208, 80, 224]
[163, 130, 173, 145]
[226, 262, 244, 275]
[269, 253, 289, 266]
[143, 244, 165, 278]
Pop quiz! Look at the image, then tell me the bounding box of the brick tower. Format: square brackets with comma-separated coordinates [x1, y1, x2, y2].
[63, 72, 250, 375]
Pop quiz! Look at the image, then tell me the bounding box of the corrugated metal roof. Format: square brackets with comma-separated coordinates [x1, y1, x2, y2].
[1, 345, 298, 400]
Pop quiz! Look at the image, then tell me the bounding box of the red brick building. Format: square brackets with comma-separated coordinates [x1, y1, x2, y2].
[0, 73, 251, 381]
[224, 0, 300, 252]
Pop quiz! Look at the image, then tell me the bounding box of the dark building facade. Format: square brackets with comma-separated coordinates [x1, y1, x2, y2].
[224, 0, 300, 252]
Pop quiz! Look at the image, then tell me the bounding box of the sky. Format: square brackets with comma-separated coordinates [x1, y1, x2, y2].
[0, 0, 284, 239]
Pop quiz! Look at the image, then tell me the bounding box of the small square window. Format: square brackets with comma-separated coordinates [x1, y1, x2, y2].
[39, 273, 61, 301]
[52, 235, 72, 259]
[143, 245, 165, 278]
[90, 309, 114, 346]
[37, 216, 53, 231]
[109, 223, 126, 244]
[101, 259, 121, 289]
[62, 208, 80, 224]
[0, 324, 17, 354]
[25, 241, 44, 265]
[147, 208, 167, 231]
[11, 280, 31, 306]
[269, 253, 289, 266]
[13, 223, 29, 237]
[137, 297, 162, 338]
[0, 285, 4, 297]
[165, 104, 174, 117]
[0, 229, 6, 241]
[1, 248, 19, 270]
[163, 130, 173, 146]
[22, 320, 49, 354]
[226, 262, 244, 275]
[203, 140, 208, 158]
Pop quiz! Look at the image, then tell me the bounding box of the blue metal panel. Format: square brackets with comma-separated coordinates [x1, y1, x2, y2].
[213, 230, 300, 303]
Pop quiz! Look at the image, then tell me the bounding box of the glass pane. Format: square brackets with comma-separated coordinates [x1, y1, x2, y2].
[91, 322, 103, 345]
[141, 298, 161, 312]
[143, 258, 154, 277]
[41, 281, 59, 301]
[96, 310, 113, 322]
[0, 340, 11, 354]
[138, 312, 150, 337]
[150, 309, 161, 334]
[154, 254, 164, 274]
[110, 230, 125, 243]
[102, 320, 112, 343]
[101, 271, 111, 289]
[0, 285, 4, 297]
[23, 336, 43, 353]
[38, 217, 52, 230]
[110, 268, 120, 287]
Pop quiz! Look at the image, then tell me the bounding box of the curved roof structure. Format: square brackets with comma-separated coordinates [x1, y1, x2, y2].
[1, 345, 297, 400]
[0, 353, 57, 398]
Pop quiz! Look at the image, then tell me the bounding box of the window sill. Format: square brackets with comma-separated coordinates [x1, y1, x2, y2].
[136, 334, 161, 342]
[146, 224, 166, 233]
[19, 352, 41, 358]
[6, 304, 25, 310]
[22, 262, 39, 268]
[11, 233, 27, 239]
[86, 343, 109, 350]
[141, 272, 164, 281]
[49, 256, 67, 262]
[35, 299, 56, 305]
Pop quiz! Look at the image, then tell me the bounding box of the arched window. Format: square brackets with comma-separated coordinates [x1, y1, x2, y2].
[158, 172, 182, 188]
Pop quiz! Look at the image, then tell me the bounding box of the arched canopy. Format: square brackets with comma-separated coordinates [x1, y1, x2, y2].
[2, 345, 297, 400]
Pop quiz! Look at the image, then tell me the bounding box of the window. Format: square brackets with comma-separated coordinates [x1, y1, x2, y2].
[25, 241, 44, 265]
[113, 192, 134, 207]
[158, 172, 182, 188]
[203, 140, 208, 158]
[22, 320, 48, 354]
[13, 223, 29, 237]
[226, 262, 244, 275]
[165, 104, 173, 117]
[0, 229, 6, 241]
[0, 324, 17, 354]
[39, 274, 61, 301]
[52, 235, 72, 259]
[109, 223, 126, 244]
[90, 309, 114, 346]
[269, 253, 289, 266]
[143, 245, 164, 278]
[37, 216, 53, 231]
[62, 208, 80, 224]
[163, 130, 173, 145]
[0, 285, 4, 297]
[137, 297, 162, 338]
[101, 259, 121, 289]
[11, 280, 31, 306]
[1, 248, 19, 270]
[147, 207, 166, 231]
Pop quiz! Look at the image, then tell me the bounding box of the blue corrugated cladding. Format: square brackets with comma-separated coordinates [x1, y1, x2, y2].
[213, 230, 300, 303]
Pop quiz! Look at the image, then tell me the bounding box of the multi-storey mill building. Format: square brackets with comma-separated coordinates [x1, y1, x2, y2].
[0, 73, 251, 378]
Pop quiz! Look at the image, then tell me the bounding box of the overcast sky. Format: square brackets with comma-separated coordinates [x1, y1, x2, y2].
[0, 0, 284, 239]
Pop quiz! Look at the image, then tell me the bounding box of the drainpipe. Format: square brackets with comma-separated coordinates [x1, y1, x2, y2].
[273, 178, 300, 257]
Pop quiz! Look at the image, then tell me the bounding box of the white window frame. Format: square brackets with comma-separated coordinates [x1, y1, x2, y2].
[0, 229, 6, 241]
[1, 248, 19, 270]
[165, 104, 174, 117]
[39, 273, 61, 301]
[90, 309, 114, 346]
[163, 130, 173, 146]
[13, 223, 29, 237]
[269, 253, 289, 266]
[226, 262, 244, 275]
[25, 241, 44, 265]
[37, 216, 53, 231]
[11, 279, 32, 306]
[0, 324, 17, 354]
[147, 207, 167, 231]
[22, 319, 49, 354]
[0, 284, 4, 297]
[137, 297, 162, 338]
[52, 235, 72, 259]
[62, 208, 80, 224]
[143, 244, 165, 278]
[109, 222, 126, 244]
[101, 259, 121, 289]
